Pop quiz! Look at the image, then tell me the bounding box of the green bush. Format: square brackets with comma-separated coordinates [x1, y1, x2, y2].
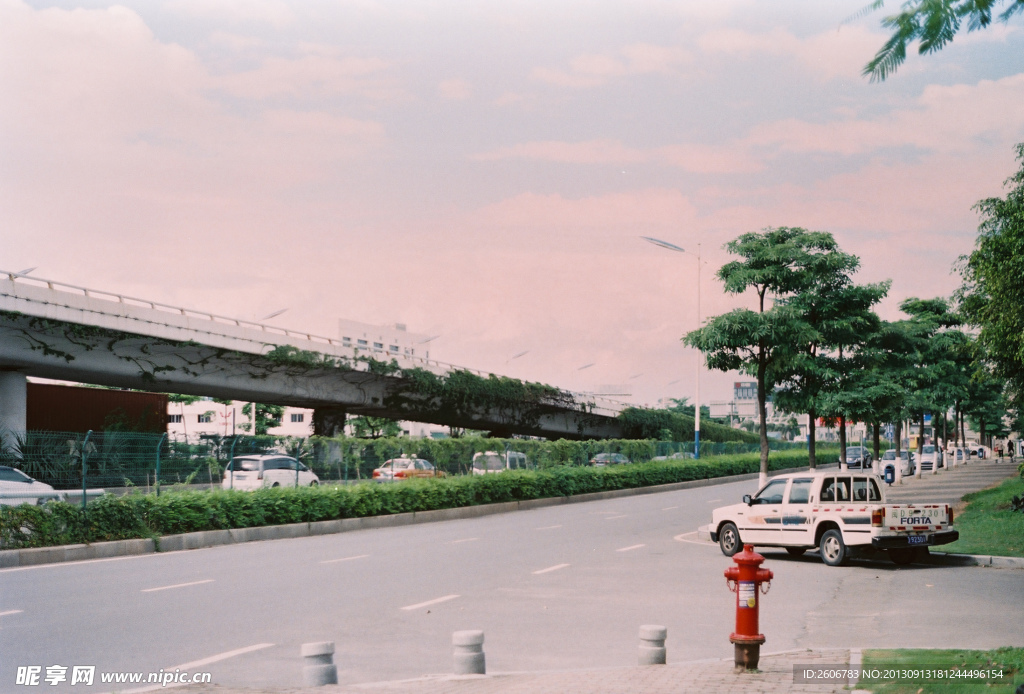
[0, 448, 833, 550]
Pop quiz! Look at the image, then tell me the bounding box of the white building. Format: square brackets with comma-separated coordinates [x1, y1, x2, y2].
[165, 398, 449, 441]
[338, 319, 432, 361]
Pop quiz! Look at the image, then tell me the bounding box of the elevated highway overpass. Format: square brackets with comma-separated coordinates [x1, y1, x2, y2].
[0, 271, 624, 440]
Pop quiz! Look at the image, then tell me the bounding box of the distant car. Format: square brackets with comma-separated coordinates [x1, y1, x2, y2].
[0, 466, 60, 505]
[652, 452, 689, 462]
[589, 453, 630, 467]
[373, 457, 446, 481]
[880, 449, 915, 476]
[222, 455, 319, 490]
[917, 444, 943, 471]
[842, 446, 872, 470]
[471, 451, 529, 475]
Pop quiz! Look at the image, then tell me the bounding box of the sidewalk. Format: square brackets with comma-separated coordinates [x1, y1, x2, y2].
[186, 649, 855, 694]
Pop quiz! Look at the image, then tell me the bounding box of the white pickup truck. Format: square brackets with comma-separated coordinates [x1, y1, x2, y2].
[706, 471, 958, 566]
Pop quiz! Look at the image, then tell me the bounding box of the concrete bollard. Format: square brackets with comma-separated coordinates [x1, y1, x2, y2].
[301, 641, 338, 686]
[638, 625, 667, 665]
[452, 630, 485, 675]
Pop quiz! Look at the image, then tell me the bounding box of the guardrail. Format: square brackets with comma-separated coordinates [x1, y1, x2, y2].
[2, 270, 627, 417]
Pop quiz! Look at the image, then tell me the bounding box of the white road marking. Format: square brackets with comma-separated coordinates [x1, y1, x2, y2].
[401, 594, 460, 611]
[706, 499, 722, 503]
[605, 514, 628, 520]
[449, 538, 478, 544]
[169, 643, 275, 670]
[532, 563, 570, 575]
[661, 506, 678, 511]
[590, 511, 618, 515]
[0, 609, 24, 617]
[320, 554, 370, 564]
[141, 579, 214, 593]
[535, 525, 562, 530]
[616, 544, 646, 552]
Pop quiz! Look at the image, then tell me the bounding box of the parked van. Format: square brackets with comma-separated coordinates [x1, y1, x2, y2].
[471, 450, 529, 474]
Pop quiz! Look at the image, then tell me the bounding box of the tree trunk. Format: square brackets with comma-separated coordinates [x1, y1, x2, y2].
[917, 411, 926, 478]
[807, 407, 817, 469]
[960, 404, 966, 448]
[872, 421, 881, 469]
[894, 419, 903, 484]
[839, 414, 848, 470]
[757, 358, 769, 489]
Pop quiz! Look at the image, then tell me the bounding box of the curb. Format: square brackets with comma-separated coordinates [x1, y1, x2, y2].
[930, 551, 1024, 569]
[0, 463, 840, 569]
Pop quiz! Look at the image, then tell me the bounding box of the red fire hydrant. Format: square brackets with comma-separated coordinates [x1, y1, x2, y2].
[724, 544, 773, 671]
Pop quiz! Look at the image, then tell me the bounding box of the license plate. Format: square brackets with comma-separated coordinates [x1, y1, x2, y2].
[908, 535, 928, 545]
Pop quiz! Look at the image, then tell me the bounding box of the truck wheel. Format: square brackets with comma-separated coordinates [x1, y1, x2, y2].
[888, 548, 915, 565]
[819, 529, 849, 566]
[719, 522, 741, 557]
[786, 547, 807, 557]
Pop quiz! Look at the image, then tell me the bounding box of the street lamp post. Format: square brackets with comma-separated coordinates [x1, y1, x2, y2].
[642, 236, 702, 460]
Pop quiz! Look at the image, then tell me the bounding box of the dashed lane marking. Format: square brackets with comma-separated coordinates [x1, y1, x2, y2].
[401, 594, 460, 611]
[170, 643, 275, 670]
[320, 554, 369, 564]
[141, 579, 214, 593]
[532, 563, 570, 575]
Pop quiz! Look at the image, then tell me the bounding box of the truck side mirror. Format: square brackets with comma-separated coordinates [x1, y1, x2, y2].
[743, 494, 753, 506]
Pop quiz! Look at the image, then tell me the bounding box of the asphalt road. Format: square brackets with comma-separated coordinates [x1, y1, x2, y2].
[1, 461, 1020, 693]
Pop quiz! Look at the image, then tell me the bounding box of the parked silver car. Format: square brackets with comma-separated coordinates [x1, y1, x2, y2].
[0, 466, 61, 505]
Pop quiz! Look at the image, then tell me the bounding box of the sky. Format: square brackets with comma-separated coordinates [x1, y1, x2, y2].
[2, 0, 1023, 410]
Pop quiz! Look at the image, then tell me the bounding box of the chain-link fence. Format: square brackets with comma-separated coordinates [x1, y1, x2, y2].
[0, 429, 809, 492]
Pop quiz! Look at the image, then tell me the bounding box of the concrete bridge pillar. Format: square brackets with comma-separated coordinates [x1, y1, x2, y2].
[313, 406, 347, 437]
[0, 370, 27, 447]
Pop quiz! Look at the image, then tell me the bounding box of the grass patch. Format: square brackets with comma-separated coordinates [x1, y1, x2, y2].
[859, 648, 1024, 693]
[940, 476, 1024, 558]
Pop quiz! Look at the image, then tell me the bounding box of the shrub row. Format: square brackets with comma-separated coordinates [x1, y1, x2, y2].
[0, 448, 833, 550]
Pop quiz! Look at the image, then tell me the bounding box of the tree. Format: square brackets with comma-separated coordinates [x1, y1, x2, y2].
[863, 0, 1024, 81]
[807, 283, 887, 468]
[959, 143, 1024, 411]
[685, 227, 835, 487]
[773, 242, 889, 468]
[350, 415, 402, 439]
[240, 403, 284, 436]
[665, 398, 715, 422]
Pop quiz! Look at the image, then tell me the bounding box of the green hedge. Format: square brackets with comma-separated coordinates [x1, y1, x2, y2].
[0, 448, 834, 550]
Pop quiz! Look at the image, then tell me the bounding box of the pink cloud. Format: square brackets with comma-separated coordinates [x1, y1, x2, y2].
[698, 25, 886, 81]
[215, 46, 396, 100]
[471, 139, 760, 173]
[531, 42, 691, 88]
[746, 73, 1024, 155]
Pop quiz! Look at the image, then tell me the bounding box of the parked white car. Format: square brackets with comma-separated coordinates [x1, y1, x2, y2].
[0, 466, 61, 505]
[917, 444, 943, 471]
[472, 450, 529, 474]
[880, 449, 915, 476]
[705, 470, 958, 566]
[222, 455, 318, 490]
